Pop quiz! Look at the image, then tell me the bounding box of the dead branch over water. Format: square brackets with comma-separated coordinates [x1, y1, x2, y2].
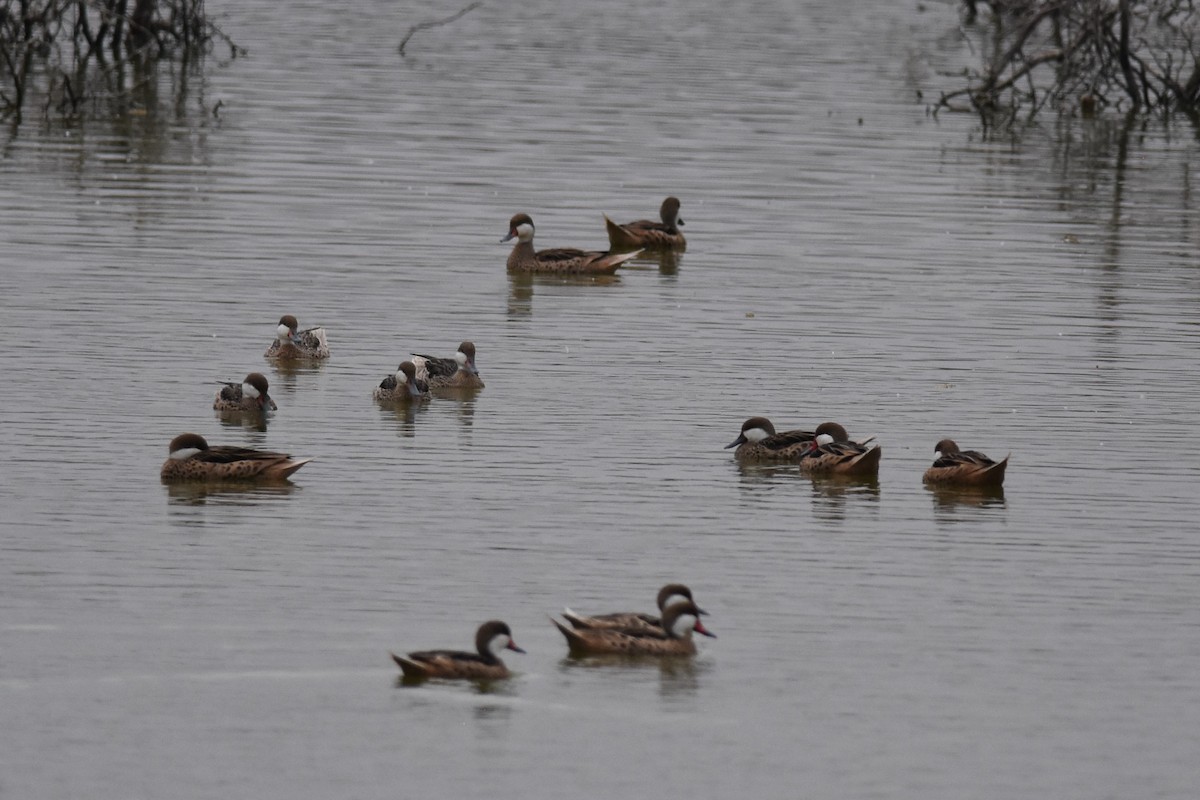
[398, 2, 482, 56]
[940, 0, 1200, 127]
[0, 0, 236, 122]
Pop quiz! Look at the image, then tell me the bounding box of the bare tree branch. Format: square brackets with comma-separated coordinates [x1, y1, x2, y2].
[398, 2, 482, 56]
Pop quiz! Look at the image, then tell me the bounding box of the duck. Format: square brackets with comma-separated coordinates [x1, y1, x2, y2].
[725, 416, 817, 461]
[798, 422, 881, 477]
[264, 314, 330, 360]
[159, 433, 312, 481]
[213, 372, 278, 412]
[923, 439, 1009, 488]
[410, 341, 484, 389]
[604, 196, 686, 252]
[373, 361, 430, 401]
[390, 620, 525, 681]
[502, 213, 641, 274]
[562, 583, 707, 632]
[552, 600, 715, 656]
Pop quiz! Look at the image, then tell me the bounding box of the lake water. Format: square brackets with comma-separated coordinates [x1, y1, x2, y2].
[2, 0, 1199, 797]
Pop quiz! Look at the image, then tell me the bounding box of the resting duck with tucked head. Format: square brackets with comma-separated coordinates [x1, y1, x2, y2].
[561, 583, 707, 632]
[552, 600, 715, 656]
[373, 361, 430, 402]
[923, 439, 1008, 488]
[798, 422, 881, 477]
[502, 213, 641, 274]
[159, 433, 312, 482]
[410, 341, 484, 389]
[213, 372, 277, 412]
[390, 620, 525, 681]
[265, 314, 329, 360]
[604, 196, 686, 252]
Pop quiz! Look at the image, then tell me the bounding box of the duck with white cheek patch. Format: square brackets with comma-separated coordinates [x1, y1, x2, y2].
[725, 416, 818, 461]
[410, 341, 484, 390]
[552, 600, 716, 656]
[373, 361, 430, 402]
[502, 213, 641, 274]
[796, 422, 881, 477]
[213, 372, 278, 412]
[159, 433, 312, 482]
[923, 438, 1009, 488]
[265, 314, 330, 360]
[562, 583, 709, 632]
[603, 196, 687, 253]
[391, 621, 525, 681]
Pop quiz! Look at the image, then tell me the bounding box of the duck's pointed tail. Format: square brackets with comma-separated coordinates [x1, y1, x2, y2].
[275, 457, 314, 479]
[605, 215, 642, 253]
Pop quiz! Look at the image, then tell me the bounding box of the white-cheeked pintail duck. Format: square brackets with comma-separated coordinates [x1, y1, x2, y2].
[726, 416, 818, 461]
[411, 341, 484, 389]
[264, 314, 330, 360]
[604, 196, 686, 252]
[391, 620, 525, 681]
[373, 361, 430, 401]
[503, 213, 641, 274]
[923, 438, 1009, 488]
[552, 600, 715, 656]
[798, 422, 881, 477]
[562, 583, 707, 632]
[159, 433, 312, 482]
[213, 372, 278, 412]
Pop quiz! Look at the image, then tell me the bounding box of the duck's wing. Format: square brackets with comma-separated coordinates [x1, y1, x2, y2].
[933, 450, 997, 469]
[411, 354, 458, 379]
[198, 446, 292, 464]
[535, 246, 593, 263]
[762, 428, 816, 451]
[404, 648, 488, 666]
[216, 382, 242, 402]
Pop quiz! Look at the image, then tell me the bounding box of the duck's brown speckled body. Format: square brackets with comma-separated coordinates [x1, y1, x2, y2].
[798, 422, 882, 477]
[503, 213, 641, 274]
[923, 439, 1008, 488]
[562, 583, 707, 632]
[391, 621, 524, 681]
[725, 417, 817, 461]
[552, 601, 715, 656]
[411, 341, 484, 389]
[213, 372, 277, 412]
[604, 196, 686, 252]
[159, 433, 312, 482]
[265, 314, 329, 360]
[373, 361, 430, 402]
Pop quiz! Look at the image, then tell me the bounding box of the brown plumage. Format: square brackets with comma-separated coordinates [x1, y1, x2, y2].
[562, 583, 707, 631]
[213, 372, 277, 412]
[798, 422, 882, 478]
[265, 314, 330, 360]
[390, 620, 524, 681]
[502, 213, 641, 274]
[552, 600, 715, 656]
[373, 361, 430, 401]
[604, 196, 686, 252]
[411, 341, 485, 389]
[923, 438, 1009, 488]
[725, 416, 817, 461]
[159, 433, 312, 482]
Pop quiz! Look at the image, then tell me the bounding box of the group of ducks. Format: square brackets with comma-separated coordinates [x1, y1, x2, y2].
[503, 196, 686, 273]
[157, 196, 1007, 685]
[159, 314, 485, 481]
[726, 417, 1010, 488]
[160, 197, 689, 481]
[391, 583, 714, 682]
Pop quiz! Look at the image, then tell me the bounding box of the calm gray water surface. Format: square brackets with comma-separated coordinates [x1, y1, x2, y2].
[3, 0, 1199, 797]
